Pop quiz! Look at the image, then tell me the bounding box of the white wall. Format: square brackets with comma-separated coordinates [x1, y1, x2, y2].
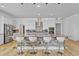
[42, 18, 56, 30]
[0, 16, 4, 34]
[0, 11, 16, 33]
[0, 11, 16, 45]
[14, 18, 37, 30]
[0, 10, 16, 25]
[63, 14, 79, 41]
[0, 16, 4, 45]
[4, 17, 15, 25]
[15, 18, 56, 30]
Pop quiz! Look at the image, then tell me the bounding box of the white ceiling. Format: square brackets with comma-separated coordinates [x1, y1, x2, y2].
[0, 3, 79, 18]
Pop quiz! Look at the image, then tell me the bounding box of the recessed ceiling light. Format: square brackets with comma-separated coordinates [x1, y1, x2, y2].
[45, 3, 48, 5]
[57, 3, 61, 4]
[57, 3, 61, 5]
[1, 5, 5, 7]
[33, 3, 36, 5]
[37, 5, 40, 7]
[21, 3, 23, 5]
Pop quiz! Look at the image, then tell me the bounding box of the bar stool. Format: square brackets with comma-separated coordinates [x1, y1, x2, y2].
[16, 36, 24, 55]
[29, 36, 37, 54]
[57, 37, 65, 55]
[24, 37, 30, 46]
[43, 36, 52, 55]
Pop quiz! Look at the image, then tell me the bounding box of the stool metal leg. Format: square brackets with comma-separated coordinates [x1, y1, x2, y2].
[20, 42, 24, 54]
[57, 41, 63, 56]
[17, 42, 24, 55]
[44, 43, 50, 55]
[30, 44, 37, 54]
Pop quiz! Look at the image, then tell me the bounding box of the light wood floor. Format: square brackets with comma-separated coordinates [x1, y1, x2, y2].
[0, 39, 79, 56]
[64, 39, 79, 56]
